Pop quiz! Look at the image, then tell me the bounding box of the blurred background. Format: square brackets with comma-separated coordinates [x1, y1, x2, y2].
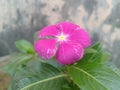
[0, 0, 120, 89]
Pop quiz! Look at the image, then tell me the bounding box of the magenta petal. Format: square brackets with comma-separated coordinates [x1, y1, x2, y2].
[38, 25, 60, 38]
[34, 39, 57, 60]
[56, 42, 84, 65]
[57, 22, 80, 34]
[68, 28, 91, 48]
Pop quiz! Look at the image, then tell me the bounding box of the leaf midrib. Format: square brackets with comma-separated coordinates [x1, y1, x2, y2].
[73, 66, 108, 90]
[20, 74, 67, 90]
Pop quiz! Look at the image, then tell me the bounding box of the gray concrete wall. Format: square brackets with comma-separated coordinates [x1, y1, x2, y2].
[0, 0, 120, 66]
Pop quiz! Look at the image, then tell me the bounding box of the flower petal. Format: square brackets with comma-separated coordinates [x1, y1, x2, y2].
[34, 39, 57, 60]
[68, 28, 91, 48]
[56, 22, 80, 34]
[56, 41, 84, 65]
[38, 25, 60, 38]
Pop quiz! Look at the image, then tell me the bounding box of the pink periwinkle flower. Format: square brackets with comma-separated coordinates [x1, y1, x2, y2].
[34, 22, 91, 65]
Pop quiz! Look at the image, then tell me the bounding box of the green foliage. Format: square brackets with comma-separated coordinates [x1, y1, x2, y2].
[33, 31, 39, 42]
[79, 43, 110, 64]
[68, 63, 120, 90]
[2, 40, 120, 90]
[8, 61, 67, 90]
[2, 53, 34, 76]
[67, 43, 120, 90]
[15, 40, 35, 54]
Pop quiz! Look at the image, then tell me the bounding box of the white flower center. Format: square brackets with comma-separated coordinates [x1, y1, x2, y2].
[57, 33, 67, 41]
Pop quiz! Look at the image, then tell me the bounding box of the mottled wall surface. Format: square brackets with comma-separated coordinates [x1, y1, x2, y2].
[0, 0, 120, 66]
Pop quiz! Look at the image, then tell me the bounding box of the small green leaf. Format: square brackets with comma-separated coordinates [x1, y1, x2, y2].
[101, 51, 110, 62]
[33, 31, 39, 42]
[15, 40, 35, 54]
[85, 48, 98, 54]
[78, 42, 110, 64]
[91, 42, 102, 50]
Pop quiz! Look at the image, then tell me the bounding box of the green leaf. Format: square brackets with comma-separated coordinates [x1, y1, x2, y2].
[62, 80, 80, 90]
[68, 63, 120, 90]
[101, 52, 110, 62]
[33, 31, 39, 42]
[79, 43, 110, 64]
[9, 62, 67, 90]
[85, 48, 98, 54]
[21, 74, 66, 90]
[15, 40, 35, 54]
[2, 53, 33, 76]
